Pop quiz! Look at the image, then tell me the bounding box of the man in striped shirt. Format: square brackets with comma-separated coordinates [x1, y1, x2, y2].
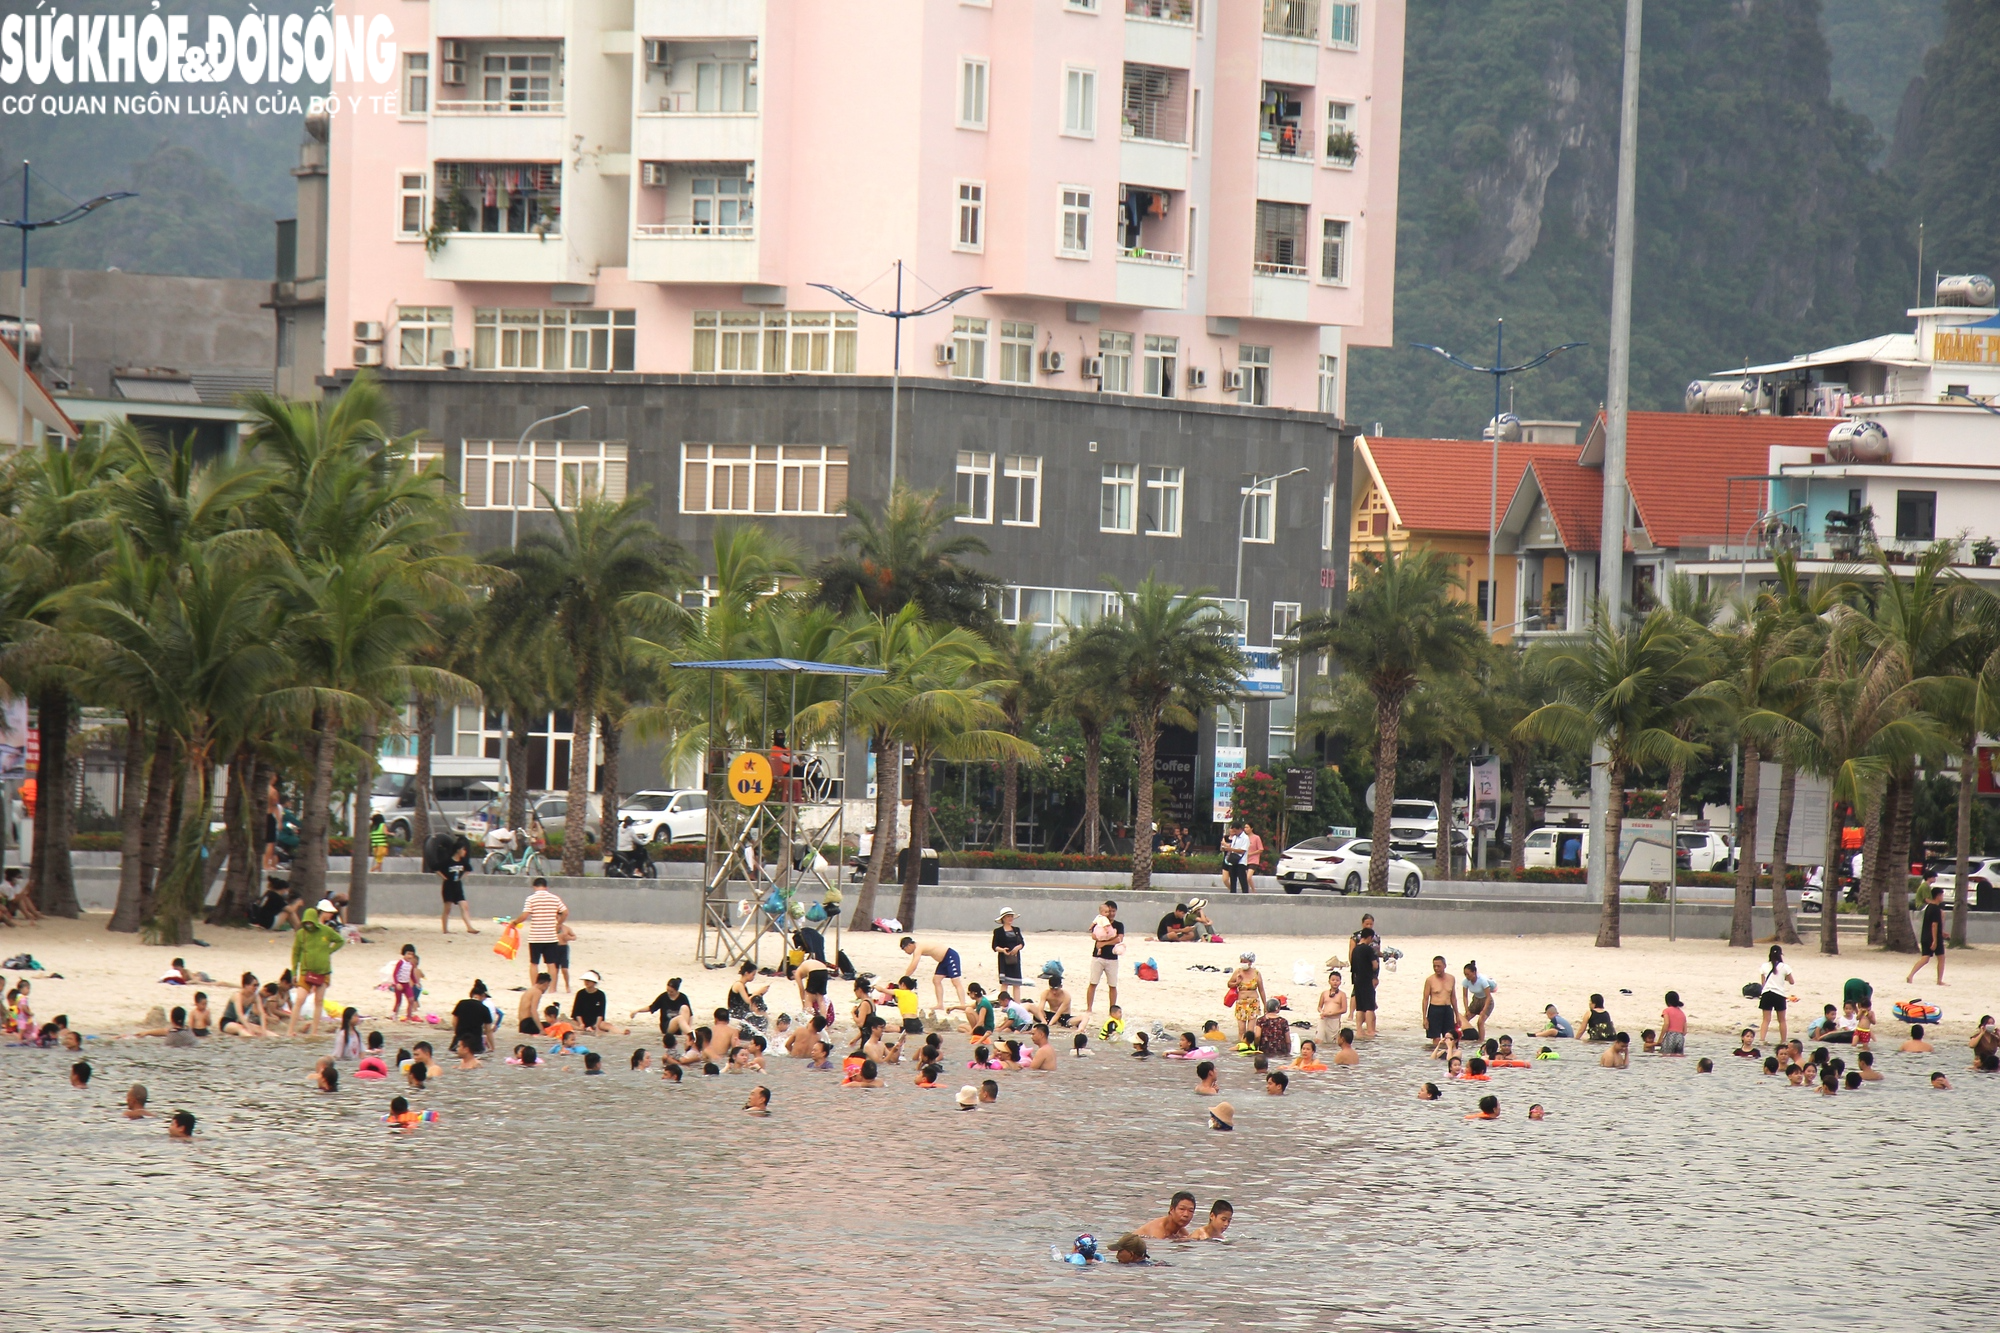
[508, 879, 569, 990]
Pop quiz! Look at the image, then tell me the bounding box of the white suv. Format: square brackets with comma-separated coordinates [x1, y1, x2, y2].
[616, 789, 708, 844]
[1386, 800, 1440, 853]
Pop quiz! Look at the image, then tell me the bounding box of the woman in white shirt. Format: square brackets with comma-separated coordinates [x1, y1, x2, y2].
[1756, 945, 1796, 1045]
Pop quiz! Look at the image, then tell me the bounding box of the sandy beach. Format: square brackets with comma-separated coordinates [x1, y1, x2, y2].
[11, 909, 1996, 1047]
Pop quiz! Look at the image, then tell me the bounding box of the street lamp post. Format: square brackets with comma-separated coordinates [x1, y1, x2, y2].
[1412, 323, 1583, 638]
[810, 262, 989, 489]
[1, 161, 137, 447]
[1236, 466, 1310, 604]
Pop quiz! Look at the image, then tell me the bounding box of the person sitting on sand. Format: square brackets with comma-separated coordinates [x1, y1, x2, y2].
[1582, 995, 1615, 1042]
[1034, 968, 1074, 1028]
[1291, 1039, 1328, 1072]
[1330, 1028, 1360, 1066]
[1134, 1193, 1197, 1241]
[1600, 1032, 1631, 1068]
[135, 1006, 199, 1047]
[1536, 1004, 1574, 1039]
[219, 974, 268, 1038]
[1900, 1024, 1935, 1054]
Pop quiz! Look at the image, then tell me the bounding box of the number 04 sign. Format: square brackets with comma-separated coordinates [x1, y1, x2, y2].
[727, 752, 773, 807]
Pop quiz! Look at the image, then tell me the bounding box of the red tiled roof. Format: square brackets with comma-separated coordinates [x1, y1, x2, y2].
[1526, 457, 1604, 553]
[1363, 437, 1580, 536]
[1621, 412, 1835, 548]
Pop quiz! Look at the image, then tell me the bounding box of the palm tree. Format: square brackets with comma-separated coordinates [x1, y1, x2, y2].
[1855, 543, 1962, 950]
[1291, 545, 1484, 896]
[1766, 608, 1938, 955]
[0, 430, 121, 917]
[1048, 633, 1125, 856]
[1658, 574, 1725, 824]
[1070, 577, 1244, 892]
[987, 622, 1054, 850]
[501, 492, 684, 875]
[810, 482, 998, 630]
[1518, 607, 1719, 947]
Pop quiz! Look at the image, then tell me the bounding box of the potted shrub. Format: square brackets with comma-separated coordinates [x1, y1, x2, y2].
[1972, 537, 1996, 567]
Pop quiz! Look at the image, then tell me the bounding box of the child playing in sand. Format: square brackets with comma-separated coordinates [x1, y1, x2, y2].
[389, 945, 423, 1022]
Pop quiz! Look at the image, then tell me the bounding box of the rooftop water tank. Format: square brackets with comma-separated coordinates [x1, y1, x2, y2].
[1827, 418, 1890, 463]
[1935, 274, 1996, 308]
[1685, 378, 1761, 414]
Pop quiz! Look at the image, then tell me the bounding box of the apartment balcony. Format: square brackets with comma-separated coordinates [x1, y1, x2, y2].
[1116, 250, 1188, 310]
[630, 227, 759, 284]
[1124, 0, 1195, 68]
[1250, 263, 1309, 321]
[426, 232, 581, 284]
[429, 103, 568, 161]
[1255, 152, 1315, 204]
[634, 0, 762, 39]
[1263, 0, 1320, 40]
[632, 107, 760, 162]
[436, 0, 569, 40]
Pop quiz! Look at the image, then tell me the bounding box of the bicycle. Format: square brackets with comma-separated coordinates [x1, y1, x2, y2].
[480, 832, 546, 878]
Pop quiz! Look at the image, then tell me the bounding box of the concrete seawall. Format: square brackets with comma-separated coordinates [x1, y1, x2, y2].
[61, 864, 2000, 943]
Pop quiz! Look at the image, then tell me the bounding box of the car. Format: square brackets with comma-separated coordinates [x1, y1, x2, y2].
[1521, 825, 1591, 870]
[1274, 836, 1424, 897]
[1676, 830, 1736, 874]
[528, 794, 602, 844]
[615, 789, 709, 844]
[1385, 800, 1440, 854]
[372, 770, 500, 842]
[1930, 857, 2000, 898]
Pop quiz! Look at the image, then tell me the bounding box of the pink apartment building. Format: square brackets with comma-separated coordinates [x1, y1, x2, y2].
[315, 0, 1405, 801]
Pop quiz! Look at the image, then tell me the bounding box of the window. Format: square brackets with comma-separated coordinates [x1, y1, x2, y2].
[1243, 476, 1275, 543]
[1476, 580, 1491, 622]
[1063, 66, 1097, 137]
[397, 305, 453, 368]
[1273, 601, 1302, 639]
[1260, 81, 1310, 158]
[1186, 206, 1198, 274]
[1143, 465, 1183, 536]
[1328, 1, 1359, 47]
[398, 173, 428, 237]
[432, 163, 561, 235]
[473, 309, 636, 372]
[1060, 186, 1093, 256]
[1239, 344, 1271, 405]
[956, 451, 995, 522]
[1122, 63, 1187, 143]
[695, 58, 758, 112]
[690, 175, 754, 233]
[1100, 464, 1137, 533]
[461, 439, 628, 510]
[959, 58, 989, 129]
[952, 315, 989, 380]
[1254, 200, 1309, 274]
[956, 181, 985, 251]
[1098, 330, 1133, 392]
[1322, 484, 1334, 550]
[481, 50, 555, 109]
[1067, 0, 1098, 9]
[1142, 334, 1177, 398]
[402, 52, 429, 114]
[680, 445, 850, 516]
[1318, 353, 1340, 413]
[1001, 455, 1041, 526]
[1325, 100, 1356, 163]
[1190, 87, 1202, 152]
[1263, 0, 1320, 39]
[999, 321, 1036, 385]
[1895, 490, 1937, 541]
[692, 311, 858, 373]
[997, 585, 1115, 642]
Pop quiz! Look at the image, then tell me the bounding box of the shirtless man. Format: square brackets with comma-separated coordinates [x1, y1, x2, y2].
[1331, 1027, 1360, 1065]
[1025, 1022, 1060, 1070]
[793, 954, 834, 1022]
[1192, 1200, 1232, 1240]
[1133, 1192, 1198, 1241]
[1036, 971, 1074, 1027]
[519, 972, 552, 1034]
[1421, 956, 1460, 1044]
[1194, 1060, 1219, 1095]
[1899, 1024, 1934, 1053]
[1599, 1032, 1631, 1068]
[899, 936, 967, 1011]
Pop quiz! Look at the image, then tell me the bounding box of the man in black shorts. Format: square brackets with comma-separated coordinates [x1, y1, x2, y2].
[1348, 927, 1381, 1039]
[508, 879, 569, 989]
[1421, 955, 1459, 1041]
[1906, 885, 1947, 986]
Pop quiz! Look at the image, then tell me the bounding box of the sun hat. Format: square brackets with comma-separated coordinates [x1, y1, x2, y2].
[315, 899, 336, 913]
[995, 909, 1016, 922]
[1188, 897, 1208, 910]
[955, 1085, 979, 1108]
[582, 970, 602, 985]
[1208, 1101, 1236, 1130]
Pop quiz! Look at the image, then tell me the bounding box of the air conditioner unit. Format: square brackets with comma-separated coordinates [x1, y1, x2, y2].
[441, 348, 473, 369]
[1186, 366, 1208, 390]
[441, 60, 466, 86]
[641, 162, 668, 187]
[440, 40, 467, 84]
[1039, 349, 1067, 374]
[643, 39, 670, 65]
[1082, 354, 1105, 379]
[353, 320, 384, 343]
[935, 343, 958, 365]
[441, 40, 467, 61]
[1222, 368, 1246, 393]
[352, 345, 383, 367]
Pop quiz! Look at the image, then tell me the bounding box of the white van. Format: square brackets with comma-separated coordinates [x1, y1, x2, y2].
[370, 756, 505, 841]
[1521, 825, 1590, 870]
